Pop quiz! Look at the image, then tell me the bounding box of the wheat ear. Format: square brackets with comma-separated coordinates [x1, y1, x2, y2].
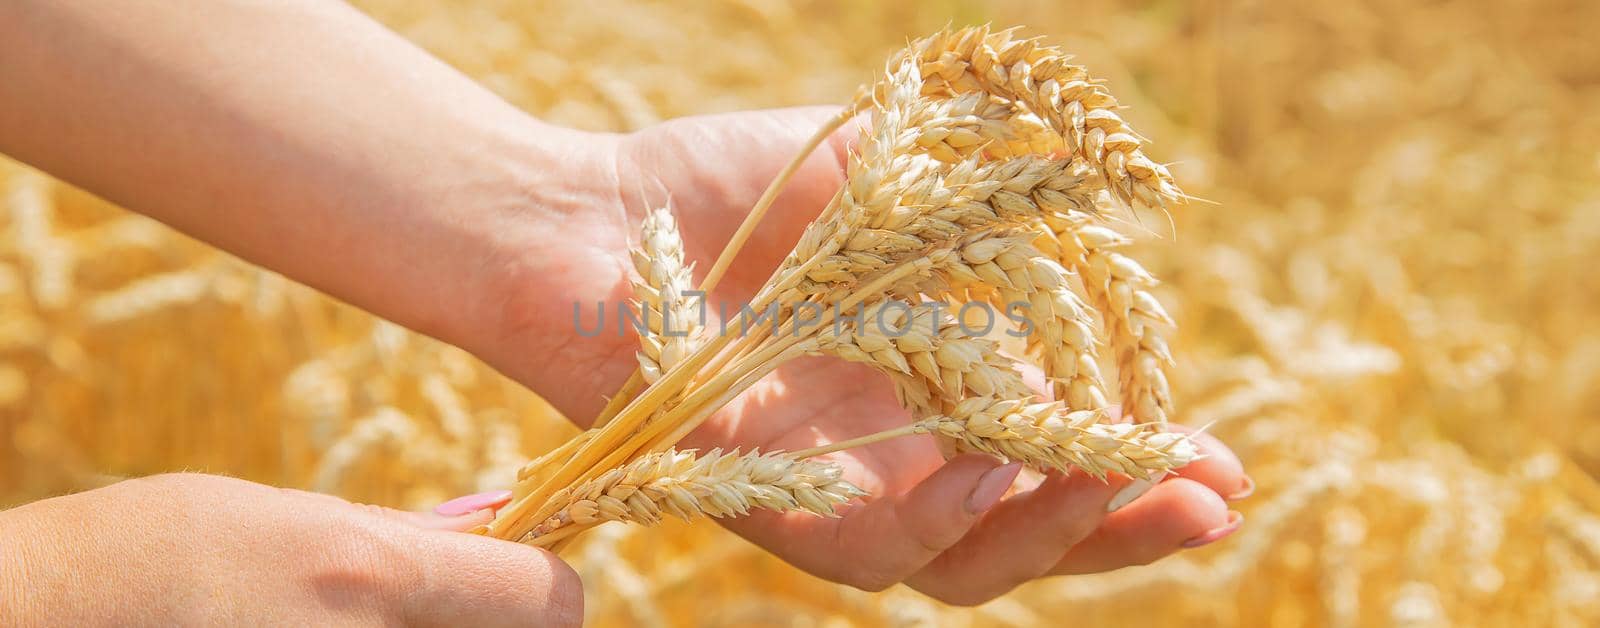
[784, 63, 1104, 296]
[788, 397, 1196, 481]
[927, 396, 1196, 480]
[520, 448, 865, 545]
[1044, 213, 1176, 424]
[811, 300, 1193, 478]
[630, 203, 704, 383]
[813, 300, 1032, 414]
[923, 228, 1111, 411]
[892, 26, 1184, 210]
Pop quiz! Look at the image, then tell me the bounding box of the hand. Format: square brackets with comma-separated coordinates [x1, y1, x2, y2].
[0, 474, 582, 626]
[484, 107, 1253, 605]
[0, 0, 1246, 610]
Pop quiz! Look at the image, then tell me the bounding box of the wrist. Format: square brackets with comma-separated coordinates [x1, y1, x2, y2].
[455, 124, 639, 422]
[417, 120, 616, 346]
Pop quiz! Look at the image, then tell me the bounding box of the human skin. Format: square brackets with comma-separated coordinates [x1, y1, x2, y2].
[0, 474, 580, 626]
[0, 0, 1251, 616]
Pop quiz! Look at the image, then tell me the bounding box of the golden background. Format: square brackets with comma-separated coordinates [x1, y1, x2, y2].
[3, 1, 1599, 625]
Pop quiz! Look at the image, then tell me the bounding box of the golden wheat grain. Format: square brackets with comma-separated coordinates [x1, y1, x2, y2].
[808, 300, 1195, 477]
[630, 203, 702, 384]
[923, 396, 1196, 479]
[892, 26, 1184, 210]
[1044, 213, 1176, 424]
[521, 448, 865, 543]
[813, 300, 1032, 412]
[785, 67, 1103, 298]
[928, 228, 1112, 411]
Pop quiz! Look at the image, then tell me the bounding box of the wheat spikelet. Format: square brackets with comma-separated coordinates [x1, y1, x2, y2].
[630, 203, 702, 383]
[891, 26, 1184, 210]
[811, 300, 1192, 478]
[795, 153, 1102, 298]
[925, 396, 1197, 480]
[1043, 213, 1176, 424]
[781, 63, 1096, 298]
[926, 229, 1112, 411]
[905, 91, 1062, 163]
[775, 62, 962, 292]
[522, 448, 865, 542]
[814, 300, 1031, 413]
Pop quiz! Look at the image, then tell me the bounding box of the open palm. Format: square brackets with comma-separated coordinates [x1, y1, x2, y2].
[500, 107, 1250, 604]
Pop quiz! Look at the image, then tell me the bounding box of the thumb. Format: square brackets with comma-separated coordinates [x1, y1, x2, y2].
[404, 532, 585, 628]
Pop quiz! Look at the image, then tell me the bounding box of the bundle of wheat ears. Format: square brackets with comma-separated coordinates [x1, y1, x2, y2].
[479, 26, 1199, 549]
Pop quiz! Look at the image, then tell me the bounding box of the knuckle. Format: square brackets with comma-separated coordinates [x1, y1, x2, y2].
[893, 505, 966, 560]
[490, 545, 586, 625]
[906, 523, 957, 557]
[313, 522, 427, 614]
[116, 472, 242, 506]
[542, 556, 585, 628]
[127, 472, 211, 492]
[839, 562, 902, 592]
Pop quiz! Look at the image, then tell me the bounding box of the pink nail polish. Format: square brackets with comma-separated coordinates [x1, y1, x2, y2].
[1181, 511, 1244, 548]
[1226, 476, 1255, 501]
[965, 463, 1022, 514]
[434, 490, 513, 517]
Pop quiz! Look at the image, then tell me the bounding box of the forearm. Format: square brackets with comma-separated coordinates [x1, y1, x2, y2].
[0, 0, 617, 345]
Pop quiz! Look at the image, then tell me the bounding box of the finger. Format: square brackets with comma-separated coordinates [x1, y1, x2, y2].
[342, 503, 496, 533]
[404, 534, 584, 628]
[404, 489, 514, 531]
[1052, 477, 1238, 575]
[739, 454, 1017, 592]
[1162, 425, 1252, 500]
[420, 490, 514, 531]
[829, 455, 1020, 591]
[1094, 412, 1250, 499]
[313, 490, 512, 532]
[904, 470, 1130, 605]
[408, 508, 497, 532]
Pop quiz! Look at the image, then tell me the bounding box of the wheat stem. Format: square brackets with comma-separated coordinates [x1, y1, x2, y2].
[788, 420, 941, 459]
[592, 372, 644, 428]
[490, 330, 737, 539]
[701, 103, 861, 293]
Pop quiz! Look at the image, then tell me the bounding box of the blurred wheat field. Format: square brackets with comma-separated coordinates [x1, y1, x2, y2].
[3, 0, 1599, 625]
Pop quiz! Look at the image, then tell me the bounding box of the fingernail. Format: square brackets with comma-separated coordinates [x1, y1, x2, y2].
[965, 463, 1022, 515]
[434, 490, 513, 517]
[1107, 478, 1154, 513]
[1226, 476, 1255, 501]
[1181, 511, 1244, 548]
